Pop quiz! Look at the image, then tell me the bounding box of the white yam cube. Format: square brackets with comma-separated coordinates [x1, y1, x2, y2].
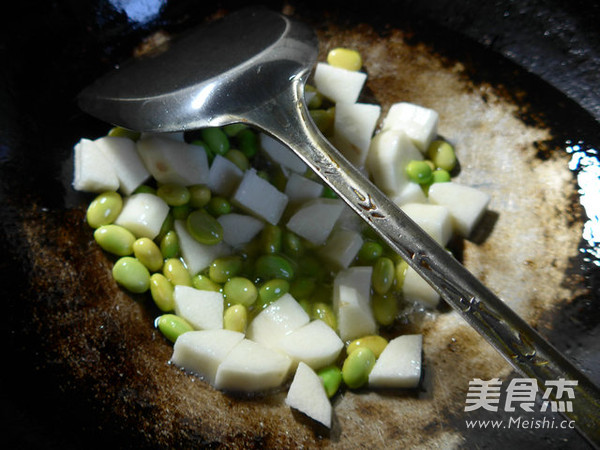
[333, 102, 381, 167]
[402, 266, 440, 308]
[313, 62, 367, 104]
[246, 293, 310, 350]
[136, 136, 209, 186]
[94, 136, 150, 195]
[72, 138, 119, 192]
[174, 220, 231, 276]
[114, 193, 169, 239]
[333, 266, 376, 341]
[173, 285, 224, 330]
[207, 154, 244, 197]
[400, 203, 452, 247]
[214, 339, 292, 392]
[369, 334, 422, 388]
[259, 133, 307, 174]
[285, 362, 332, 428]
[284, 173, 324, 205]
[217, 213, 264, 248]
[280, 320, 344, 370]
[392, 182, 428, 206]
[428, 182, 491, 238]
[381, 102, 439, 152]
[286, 198, 345, 245]
[318, 229, 363, 269]
[171, 329, 244, 385]
[231, 169, 288, 225]
[367, 129, 423, 196]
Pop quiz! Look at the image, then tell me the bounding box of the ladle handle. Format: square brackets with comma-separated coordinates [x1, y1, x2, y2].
[246, 80, 600, 447]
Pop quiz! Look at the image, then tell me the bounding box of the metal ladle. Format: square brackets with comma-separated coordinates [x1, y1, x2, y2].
[78, 7, 600, 445]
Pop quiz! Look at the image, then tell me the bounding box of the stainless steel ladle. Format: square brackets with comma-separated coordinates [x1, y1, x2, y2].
[78, 7, 600, 445]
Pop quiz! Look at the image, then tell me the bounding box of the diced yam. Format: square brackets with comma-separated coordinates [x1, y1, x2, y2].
[392, 182, 427, 206]
[286, 198, 345, 245]
[259, 133, 307, 174]
[368, 334, 422, 388]
[246, 293, 310, 350]
[318, 229, 363, 269]
[173, 285, 224, 330]
[333, 102, 381, 167]
[333, 266, 376, 341]
[72, 138, 119, 192]
[214, 339, 292, 392]
[171, 329, 244, 385]
[313, 62, 367, 104]
[400, 203, 452, 247]
[402, 266, 439, 308]
[231, 169, 288, 225]
[381, 102, 439, 152]
[279, 320, 344, 370]
[94, 136, 150, 195]
[207, 154, 244, 197]
[217, 213, 264, 248]
[114, 193, 169, 239]
[136, 136, 209, 186]
[285, 362, 332, 428]
[367, 129, 422, 196]
[174, 220, 231, 276]
[428, 182, 491, 237]
[284, 173, 323, 205]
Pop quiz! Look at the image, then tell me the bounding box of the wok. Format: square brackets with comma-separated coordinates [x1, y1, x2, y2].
[1, 0, 599, 448]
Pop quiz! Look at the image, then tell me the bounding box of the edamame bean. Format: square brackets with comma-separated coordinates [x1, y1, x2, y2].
[371, 293, 397, 326]
[255, 254, 295, 281]
[171, 204, 191, 220]
[309, 108, 335, 135]
[186, 209, 223, 245]
[290, 277, 316, 299]
[223, 304, 248, 333]
[342, 347, 376, 389]
[133, 184, 156, 195]
[86, 191, 123, 228]
[406, 160, 433, 185]
[312, 302, 337, 330]
[235, 128, 258, 158]
[207, 196, 231, 217]
[372, 257, 394, 295]
[191, 139, 214, 163]
[327, 47, 363, 71]
[160, 230, 179, 259]
[201, 127, 230, 155]
[94, 224, 135, 256]
[427, 140, 457, 172]
[163, 258, 192, 286]
[223, 123, 247, 137]
[357, 240, 383, 264]
[209, 256, 242, 283]
[257, 279, 290, 309]
[393, 260, 408, 292]
[432, 168, 451, 183]
[149, 273, 175, 312]
[157, 212, 174, 241]
[317, 366, 343, 398]
[305, 84, 323, 109]
[191, 273, 222, 292]
[108, 126, 140, 140]
[225, 149, 250, 171]
[112, 256, 150, 293]
[347, 335, 388, 358]
[223, 277, 258, 306]
[156, 314, 193, 343]
[156, 183, 190, 206]
[261, 224, 282, 254]
[188, 184, 211, 208]
[133, 237, 163, 272]
[282, 231, 304, 257]
[297, 254, 325, 280]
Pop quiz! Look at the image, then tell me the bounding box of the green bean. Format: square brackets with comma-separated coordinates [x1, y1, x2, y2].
[235, 128, 258, 158]
[282, 231, 304, 258]
[160, 230, 179, 259]
[201, 127, 230, 155]
[86, 191, 123, 228]
[372, 293, 397, 326]
[225, 149, 250, 171]
[312, 302, 337, 330]
[223, 123, 248, 137]
[188, 184, 211, 209]
[163, 258, 192, 286]
[223, 304, 248, 333]
[112, 256, 150, 293]
[372, 257, 394, 295]
[156, 314, 193, 343]
[427, 140, 457, 172]
[432, 168, 451, 183]
[94, 224, 135, 256]
[357, 240, 383, 264]
[347, 335, 388, 358]
[223, 277, 258, 306]
[207, 196, 231, 217]
[317, 366, 342, 398]
[290, 277, 316, 300]
[255, 254, 295, 281]
[107, 126, 140, 140]
[191, 273, 222, 292]
[209, 256, 243, 283]
[133, 237, 163, 272]
[156, 183, 190, 206]
[186, 209, 223, 245]
[261, 224, 282, 254]
[149, 273, 175, 312]
[342, 347, 376, 389]
[406, 160, 433, 185]
[257, 279, 289, 309]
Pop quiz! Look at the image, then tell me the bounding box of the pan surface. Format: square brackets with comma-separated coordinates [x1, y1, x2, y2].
[1, 0, 599, 448]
